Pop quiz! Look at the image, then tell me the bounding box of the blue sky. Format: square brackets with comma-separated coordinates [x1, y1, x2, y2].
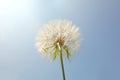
[0, 0, 120, 80]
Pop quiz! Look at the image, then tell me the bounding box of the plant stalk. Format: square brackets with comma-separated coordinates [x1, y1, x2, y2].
[60, 49, 66, 80]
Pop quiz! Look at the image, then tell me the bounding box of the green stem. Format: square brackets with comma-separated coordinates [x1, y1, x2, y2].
[60, 49, 66, 80]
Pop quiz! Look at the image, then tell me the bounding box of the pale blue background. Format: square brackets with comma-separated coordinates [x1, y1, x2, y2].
[0, 0, 120, 80]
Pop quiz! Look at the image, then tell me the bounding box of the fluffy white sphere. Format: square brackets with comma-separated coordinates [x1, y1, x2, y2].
[36, 19, 82, 59]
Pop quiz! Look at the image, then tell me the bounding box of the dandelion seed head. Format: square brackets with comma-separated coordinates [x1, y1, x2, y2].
[36, 19, 82, 59]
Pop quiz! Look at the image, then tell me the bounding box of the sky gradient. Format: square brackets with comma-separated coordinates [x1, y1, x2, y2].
[0, 0, 120, 80]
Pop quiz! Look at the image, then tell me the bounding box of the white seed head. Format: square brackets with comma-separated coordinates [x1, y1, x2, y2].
[36, 19, 82, 59]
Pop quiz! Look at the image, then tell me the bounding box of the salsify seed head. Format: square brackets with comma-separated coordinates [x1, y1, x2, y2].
[36, 19, 82, 60]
